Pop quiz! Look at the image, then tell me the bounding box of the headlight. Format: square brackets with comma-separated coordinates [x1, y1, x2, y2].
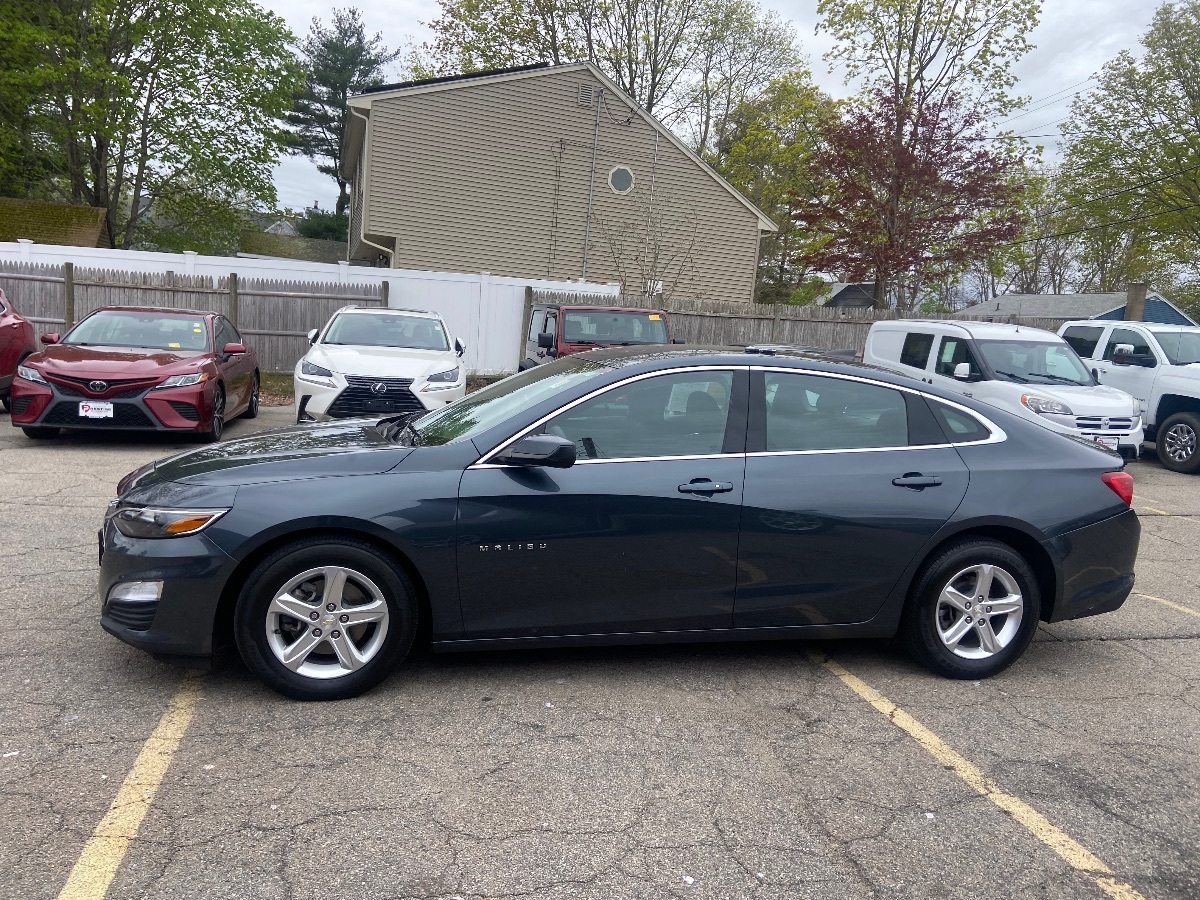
[426, 367, 459, 383]
[301, 360, 334, 378]
[1131, 398, 1142, 416]
[153, 373, 207, 390]
[1021, 394, 1073, 416]
[17, 364, 47, 385]
[112, 506, 229, 539]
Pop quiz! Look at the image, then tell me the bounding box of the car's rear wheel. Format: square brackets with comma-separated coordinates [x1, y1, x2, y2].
[244, 373, 260, 419]
[902, 539, 1040, 679]
[22, 426, 59, 439]
[234, 538, 418, 700]
[1157, 412, 1200, 474]
[202, 385, 225, 443]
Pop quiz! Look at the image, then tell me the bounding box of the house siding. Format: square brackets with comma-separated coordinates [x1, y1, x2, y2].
[363, 68, 767, 302]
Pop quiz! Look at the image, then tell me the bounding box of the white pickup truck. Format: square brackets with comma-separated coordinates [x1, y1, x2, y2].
[1059, 321, 1200, 473]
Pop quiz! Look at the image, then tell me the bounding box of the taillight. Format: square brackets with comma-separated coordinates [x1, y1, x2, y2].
[1101, 471, 1134, 506]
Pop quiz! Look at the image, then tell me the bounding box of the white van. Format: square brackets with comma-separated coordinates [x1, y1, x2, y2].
[863, 320, 1143, 457]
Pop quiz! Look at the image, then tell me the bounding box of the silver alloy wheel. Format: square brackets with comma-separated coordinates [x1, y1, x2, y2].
[935, 564, 1024, 660]
[264, 566, 390, 679]
[1164, 422, 1197, 463]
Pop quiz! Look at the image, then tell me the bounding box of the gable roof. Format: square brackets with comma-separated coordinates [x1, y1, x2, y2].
[955, 291, 1197, 325]
[343, 61, 777, 233]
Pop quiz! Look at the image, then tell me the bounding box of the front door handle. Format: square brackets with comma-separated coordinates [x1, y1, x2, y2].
[892, 473, 942, 489]
[678, 479, 734, 494]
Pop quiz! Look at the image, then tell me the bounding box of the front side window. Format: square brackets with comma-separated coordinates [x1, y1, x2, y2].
[323, 312, 449, 351]
[1103, 328, 1154, 362]
[540, 370, 734, 460]
[975, 340, 1092, 386]
[527, 311, 545, 341]
[1062, 325, 1104, 359]
[900, 332, 935, 369]
[64, 310, 210, 352]
[934, 338, 983, 378]
[764, 372, 908, 451]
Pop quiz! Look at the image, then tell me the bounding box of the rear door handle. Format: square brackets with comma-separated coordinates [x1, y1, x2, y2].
[892, 473, 942, 489]
[678, 479, 734, 494]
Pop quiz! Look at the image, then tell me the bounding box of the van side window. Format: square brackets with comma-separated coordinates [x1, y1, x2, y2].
[1103, 328, 1152, 360]
[934, 337, 981, 378]
[900, 332, 935, 368]
[1062, 325, 1104, 359]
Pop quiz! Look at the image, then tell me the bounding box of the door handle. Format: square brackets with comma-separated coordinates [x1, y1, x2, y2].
[892, 473, 942, 489]
[678, 479, 734, 494]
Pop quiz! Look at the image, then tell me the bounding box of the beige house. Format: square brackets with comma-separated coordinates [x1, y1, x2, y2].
[341, 62, 776, 303]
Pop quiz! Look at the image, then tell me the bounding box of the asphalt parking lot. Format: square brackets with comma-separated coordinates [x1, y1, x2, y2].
[1, 406, 1197, 900]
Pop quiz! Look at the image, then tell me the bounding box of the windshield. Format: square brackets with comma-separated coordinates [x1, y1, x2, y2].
[1155, 331, 1200, 365]
[64, 310, 210, 351]
[562, 310, 669, 345]
[323, 312, 449, 351]
[398, 357, 608, 446]
[975, 339, 1092, 386]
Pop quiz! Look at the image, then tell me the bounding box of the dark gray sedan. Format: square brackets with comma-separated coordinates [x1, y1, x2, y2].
[100, 348, 1140, 700]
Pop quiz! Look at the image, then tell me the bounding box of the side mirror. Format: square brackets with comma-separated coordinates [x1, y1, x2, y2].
[1138, 354, 1158, 368]
[537, 332, 554, 349]
[953, 362, 973, 381]
[496, 434, 576, 468]
[1091, 367, 1100, 382]
[307, 328, 318, 345]
[671, 338, 686, 344]
[455, 338, 465, 357]
[1111, 343, 1135, 365]
[41, 332, 59, 345]
[223, 342, 246, 356]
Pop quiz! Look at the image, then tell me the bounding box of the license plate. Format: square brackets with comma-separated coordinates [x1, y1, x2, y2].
[1093, 435, 1119, 450]
[79, 401, 114, 418]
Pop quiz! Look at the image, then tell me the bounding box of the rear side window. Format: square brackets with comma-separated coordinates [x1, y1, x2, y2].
[900, 332, 935, 369]
[1062, 325, 1104, 359]
[929, 401, 991, 444]
[764, 372, 908, 451]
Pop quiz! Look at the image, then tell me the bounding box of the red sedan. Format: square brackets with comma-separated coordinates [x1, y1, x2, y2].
[11, 306, 259, 441]
[0, 288, 38, 413]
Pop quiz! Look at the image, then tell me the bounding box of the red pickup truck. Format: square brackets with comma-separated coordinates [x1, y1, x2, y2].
[520, 304, 681, 370]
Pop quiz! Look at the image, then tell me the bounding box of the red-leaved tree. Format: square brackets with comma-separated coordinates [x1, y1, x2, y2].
[794, 88, 1025, 310]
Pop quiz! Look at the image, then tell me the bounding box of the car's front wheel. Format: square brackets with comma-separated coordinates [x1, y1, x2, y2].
[234, 538, 418, 700]
[1157, 411, 1200, 474]
[202, 385, 225, 443]
[244, 373, 260, 419]
[902, 539, 1040, 679]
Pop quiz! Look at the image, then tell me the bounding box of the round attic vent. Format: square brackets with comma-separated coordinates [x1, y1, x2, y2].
[608, 166, 634, 195]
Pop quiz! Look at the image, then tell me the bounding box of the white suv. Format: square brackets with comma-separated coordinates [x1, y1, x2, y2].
[863, 320, 1143, 457]
[294, 306, 466, 423]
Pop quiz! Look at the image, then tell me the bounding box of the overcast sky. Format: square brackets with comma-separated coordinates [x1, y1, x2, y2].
[262, 0, 1159, 212]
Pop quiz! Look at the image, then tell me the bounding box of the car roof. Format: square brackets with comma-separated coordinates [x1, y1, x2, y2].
[543, 305, 669, 314]
[90, 306, 217, 317]
[334, 305, 442, 320]
[1060, 319, 1199, 334]
[876, 319, 1063, 342]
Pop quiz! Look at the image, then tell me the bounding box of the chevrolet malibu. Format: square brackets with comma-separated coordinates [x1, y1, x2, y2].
[100, 348, 1140, 700]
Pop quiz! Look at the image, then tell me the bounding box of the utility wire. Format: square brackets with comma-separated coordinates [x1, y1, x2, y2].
[1043, 159, 1200, 218]
[1012, 200, 1200, 244]
[993, 77, 1096, 126]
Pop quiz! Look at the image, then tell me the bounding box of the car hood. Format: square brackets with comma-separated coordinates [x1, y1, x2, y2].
[31, 344, 208, 378]
[306, 344, 458, 379]
[1025, 383, 1138, 415]
[127, 419, 413, 490]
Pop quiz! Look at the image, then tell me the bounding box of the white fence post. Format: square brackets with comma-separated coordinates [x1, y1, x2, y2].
[17, 239, 32, 261]
[183, 250, 196, 276]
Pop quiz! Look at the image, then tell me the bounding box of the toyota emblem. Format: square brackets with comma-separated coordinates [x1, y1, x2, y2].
[88, 380, 108, 393]
[370, 382, 388, 395]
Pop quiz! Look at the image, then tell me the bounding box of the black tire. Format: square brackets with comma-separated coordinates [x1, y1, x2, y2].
[901, 539, 1040, 679]
[22, 426, 59, 439]
[243, 372, 260, 419]
[1156, 411, 1200, 474]
[518, 359, 536, 371]
[202, 385, 225, 443]
[1, 393, 10, 413]
[233, 538, 418, 700]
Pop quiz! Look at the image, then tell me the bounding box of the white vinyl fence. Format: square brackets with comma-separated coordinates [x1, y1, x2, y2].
[0, 241, 620, 373]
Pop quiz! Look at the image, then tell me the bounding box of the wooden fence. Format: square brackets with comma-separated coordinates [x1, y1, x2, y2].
[0, 261, 386, 371]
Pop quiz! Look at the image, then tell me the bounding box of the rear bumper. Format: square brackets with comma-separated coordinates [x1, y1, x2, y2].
[1042, 507, 1140, 622]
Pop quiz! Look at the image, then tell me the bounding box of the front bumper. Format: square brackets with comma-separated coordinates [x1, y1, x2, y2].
[294, 373, 464, 423]
[99, 514, 237, 660]
[1042, 507, 1140, 622]
[1038, 414, 1144, 456]
[12, 376, 213, 433]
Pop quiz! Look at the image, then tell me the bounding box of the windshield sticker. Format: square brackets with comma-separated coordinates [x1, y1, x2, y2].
[648, 314, 662, 320]
[169, 342, 181, 348]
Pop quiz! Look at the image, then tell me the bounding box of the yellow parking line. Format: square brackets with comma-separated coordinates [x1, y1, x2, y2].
[1140, 504, 1199, 525]
[1134, 591, 1200, 620]
[811, 654, 1144, 900]
[57, 673, 205, 900]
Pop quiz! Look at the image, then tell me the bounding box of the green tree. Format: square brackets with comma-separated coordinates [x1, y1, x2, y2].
[287, 8, 402, 216]
[297, 208, 351, 241]
[1, 0, 300, 252]
[712, 71, 836, 302]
